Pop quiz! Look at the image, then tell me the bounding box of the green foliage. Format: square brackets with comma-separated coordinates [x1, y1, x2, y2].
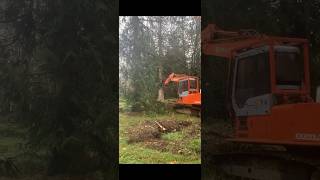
[1, 0, 118, 177]
[48, 136, 99, 175]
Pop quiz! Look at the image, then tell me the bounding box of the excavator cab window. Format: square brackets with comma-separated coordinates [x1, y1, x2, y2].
[189, 78, 197, 92]
[235, 50, 270, 108]
[275, 46, 303, 90]
[178, 80, 189, 97]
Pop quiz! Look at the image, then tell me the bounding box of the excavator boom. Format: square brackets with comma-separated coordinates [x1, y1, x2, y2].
[202, 24, 307, 58]
[164, 73, 195, 85]
[201, 24, 263, 58]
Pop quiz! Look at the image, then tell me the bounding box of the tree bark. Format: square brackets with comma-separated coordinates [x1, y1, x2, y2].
[157, 65, 165, 102]
[157, 17, 165, 102]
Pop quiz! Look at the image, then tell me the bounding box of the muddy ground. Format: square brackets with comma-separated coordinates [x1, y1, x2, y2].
[127, 120, 192, 143]
[125, 119, 200, 155]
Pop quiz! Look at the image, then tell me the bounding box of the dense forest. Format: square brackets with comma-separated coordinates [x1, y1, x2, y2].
[119, 16, 201, 112]
[202, 0, 320, 119]
[0, 0, 118, 179]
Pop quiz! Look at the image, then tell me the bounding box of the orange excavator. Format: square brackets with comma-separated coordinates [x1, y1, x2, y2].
[163, 73, 201, 116]
[202, 23, 320, 147]
[202, 24, 320, 179]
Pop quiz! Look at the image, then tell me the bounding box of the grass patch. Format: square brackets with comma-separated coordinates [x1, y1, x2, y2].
[0, 137, 23, 156]
[0, 118, 26, 157]
[162, 132, 184, 141]
[187, 139, 201, 153]
[119, 98, 132, 112]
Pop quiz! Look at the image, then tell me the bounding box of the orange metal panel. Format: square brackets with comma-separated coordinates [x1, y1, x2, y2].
[177, 93, 201, 105]
[247, 116, 268, 139]
[234, 103, 320, 146]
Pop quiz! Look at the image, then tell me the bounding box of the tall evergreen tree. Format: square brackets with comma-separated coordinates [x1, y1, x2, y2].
[0, 0, 118, 177]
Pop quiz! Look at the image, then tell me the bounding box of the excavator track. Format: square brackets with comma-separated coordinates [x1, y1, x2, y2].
[174, 105, 200, 117]
[204, 128, 320, 180]
[210, 150, 320, 180]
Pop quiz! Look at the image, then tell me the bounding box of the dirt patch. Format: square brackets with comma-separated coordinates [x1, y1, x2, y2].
[157, 120, 191, 132]
[127, 121, 160, 143]
[126, 120, 192, 144]
[167, 141, 190, 155]
[184, 122, 201, 138]
[143, 139, 169, 151]
[124, 111, 142, 116]
[143, 140, 194, 154]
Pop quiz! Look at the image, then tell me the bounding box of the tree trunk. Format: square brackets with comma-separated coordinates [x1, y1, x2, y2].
[157, 17, 165, 102]
[157, 65, 165, 102]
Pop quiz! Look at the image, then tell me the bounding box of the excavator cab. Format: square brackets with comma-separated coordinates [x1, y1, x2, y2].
[232, 44, 308, 117]
[178, 77, 198, 97]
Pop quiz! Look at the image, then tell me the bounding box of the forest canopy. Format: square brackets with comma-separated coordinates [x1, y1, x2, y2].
[119, 16, 201, 112]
